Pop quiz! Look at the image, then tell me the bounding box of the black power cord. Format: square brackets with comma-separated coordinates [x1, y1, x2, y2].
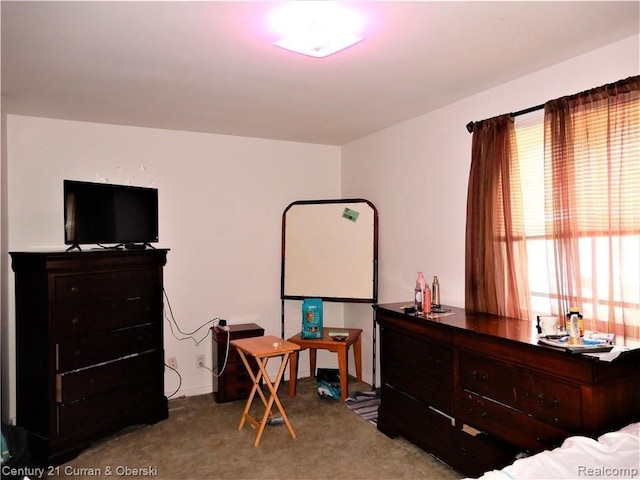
[161, 288, 232, 389]
[164, 361, 182, 399]
[163, 288, 228, 346]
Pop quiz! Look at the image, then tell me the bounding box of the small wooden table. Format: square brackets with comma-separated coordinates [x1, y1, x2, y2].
[231, 335, 301, 447]
[287, 328, 363, 401]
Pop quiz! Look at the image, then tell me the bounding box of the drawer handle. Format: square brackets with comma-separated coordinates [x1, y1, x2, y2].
[460, 446, 478, 458]
[471, 370, 488, 381]
[71, 317, 80, 325]
[537, 393, 561, 407]
[467, 407, 487, 419]
[126, 296, 142, 301]
[70, 286, 79, 294]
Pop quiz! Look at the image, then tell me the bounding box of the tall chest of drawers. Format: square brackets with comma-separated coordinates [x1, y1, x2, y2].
[375, 303, 640, 478]
[10, 249, 170, 466]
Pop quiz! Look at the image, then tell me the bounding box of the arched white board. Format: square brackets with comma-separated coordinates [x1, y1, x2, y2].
[281, 199, 378, 302]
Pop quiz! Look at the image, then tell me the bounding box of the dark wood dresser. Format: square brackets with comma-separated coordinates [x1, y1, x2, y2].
[211, 323, 264, 403]
[10, 249, 170, 466]
[374, 303, 640, 478]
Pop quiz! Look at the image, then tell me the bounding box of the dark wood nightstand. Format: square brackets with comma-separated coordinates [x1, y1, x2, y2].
[211, 323, 264, 403]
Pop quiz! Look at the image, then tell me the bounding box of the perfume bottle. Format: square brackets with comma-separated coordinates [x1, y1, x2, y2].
[423, 281, 432, 315]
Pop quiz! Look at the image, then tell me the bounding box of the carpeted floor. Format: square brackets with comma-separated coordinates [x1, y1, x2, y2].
[59, 377, 463, 479]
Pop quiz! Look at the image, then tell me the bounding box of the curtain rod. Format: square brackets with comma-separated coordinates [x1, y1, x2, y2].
[466, 76, 639, 133]
[466, 102, 544, 133]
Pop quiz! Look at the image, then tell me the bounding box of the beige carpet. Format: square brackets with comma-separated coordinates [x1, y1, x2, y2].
[61, 377, 463, 479]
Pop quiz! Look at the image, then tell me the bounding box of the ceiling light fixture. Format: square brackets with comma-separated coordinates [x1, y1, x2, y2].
[270, 2, 364, 58]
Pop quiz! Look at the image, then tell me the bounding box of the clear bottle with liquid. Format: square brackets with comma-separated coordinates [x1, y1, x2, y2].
[414, 272, 426, 313]
[568, 313, 581, 345]
[566, 307, 583, 338]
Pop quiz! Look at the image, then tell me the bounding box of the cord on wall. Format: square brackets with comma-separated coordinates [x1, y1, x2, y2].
[162, 287, 232, 378]
[212, 327, 231, 378]
[164, 361, 182, 398]
[162, 287, 229, 345]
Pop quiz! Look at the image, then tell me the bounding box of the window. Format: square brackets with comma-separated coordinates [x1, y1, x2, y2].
[513, 89, 640, 344]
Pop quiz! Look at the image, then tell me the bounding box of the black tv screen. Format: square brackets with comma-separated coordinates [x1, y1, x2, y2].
[64, 180, 159, 248]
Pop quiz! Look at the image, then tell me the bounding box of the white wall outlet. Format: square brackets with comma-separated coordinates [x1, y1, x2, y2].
[167, 357, 178, 370]
[196, 354, 205, 369]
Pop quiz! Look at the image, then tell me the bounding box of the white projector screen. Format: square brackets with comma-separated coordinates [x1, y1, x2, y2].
[281, 199, 378, 302]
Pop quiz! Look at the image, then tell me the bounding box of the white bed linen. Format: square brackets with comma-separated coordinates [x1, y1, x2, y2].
[469, 423, 640, 480]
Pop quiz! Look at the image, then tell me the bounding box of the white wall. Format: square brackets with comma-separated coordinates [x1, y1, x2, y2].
[4, 116, 341, 420]
[342, 34, 639, 386]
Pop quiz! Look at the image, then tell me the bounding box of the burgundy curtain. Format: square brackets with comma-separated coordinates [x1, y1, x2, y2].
[465, 115, 531, 319]
[544, 76, 640, 344]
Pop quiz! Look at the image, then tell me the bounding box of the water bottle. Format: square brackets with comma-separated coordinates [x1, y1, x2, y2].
[432, 275, 440, 308]
[568, 313, 581, 345]
[566, 307, 583, 338]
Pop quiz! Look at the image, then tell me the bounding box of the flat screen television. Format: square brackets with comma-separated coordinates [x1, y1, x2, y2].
[64, 180, 159, 250]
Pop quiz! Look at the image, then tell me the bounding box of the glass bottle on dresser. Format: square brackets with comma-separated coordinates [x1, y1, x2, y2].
[423, 280, 432, 315]
[432, 275, 441, 308]
[415, 272, 426, 313]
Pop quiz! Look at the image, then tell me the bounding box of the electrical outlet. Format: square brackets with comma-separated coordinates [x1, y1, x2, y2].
[166, 356, 178, 369]
[196, 354, 205, 369]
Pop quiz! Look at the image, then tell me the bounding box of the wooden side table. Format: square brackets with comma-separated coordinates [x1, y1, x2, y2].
[230, 335, 301, 447]
[287, 327, 363, 401]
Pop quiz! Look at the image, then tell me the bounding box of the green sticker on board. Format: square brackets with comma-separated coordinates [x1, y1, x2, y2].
[342, 207, 359, 222]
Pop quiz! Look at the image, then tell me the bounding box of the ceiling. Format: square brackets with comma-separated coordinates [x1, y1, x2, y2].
[2, 1, 638, 146]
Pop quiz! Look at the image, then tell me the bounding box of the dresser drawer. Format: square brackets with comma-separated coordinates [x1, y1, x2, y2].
[56, 351, 161, 403]
[384, 358, 453, 413]
[54, 298, 157, 339]
[213, 346, 258, 378]
[57, 376, 162, 437]
[55, 269, 158, 306]
[459, 353, 582, 429]
[57, 324, 160, 372]
[220, 382, 253, 401]
[378, 385, 454, 455]
[382, 327, 453, 381]
[217, 358, 253, 382]
[212, 349, 258, 402]
[451, 428, 518, 478]
[225, 347, 245, 367]
[456, 391, 568, 452]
